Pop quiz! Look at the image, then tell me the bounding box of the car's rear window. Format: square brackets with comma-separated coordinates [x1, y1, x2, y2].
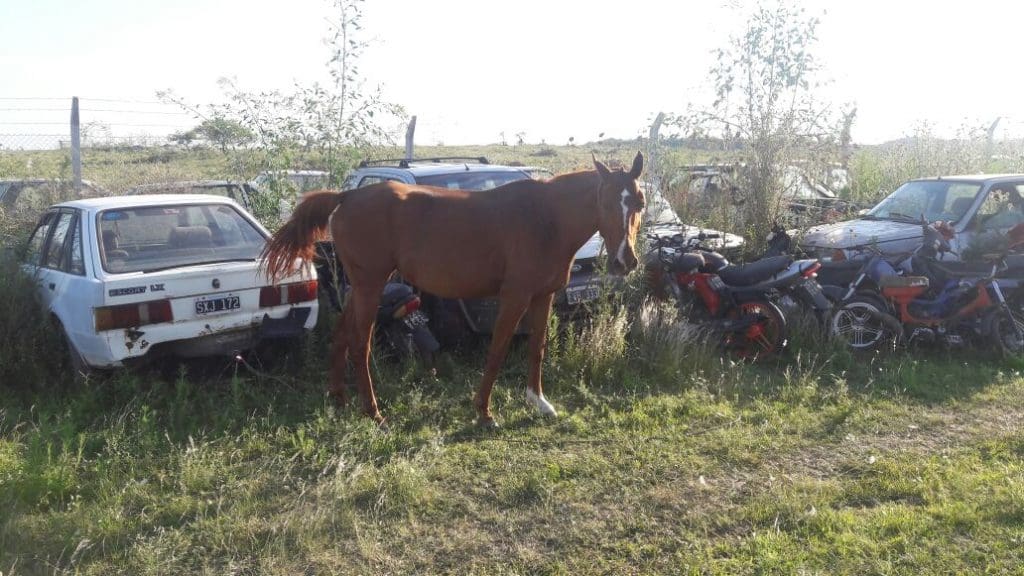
[415, 171, 528, 191]
[97, 203, 266, 274]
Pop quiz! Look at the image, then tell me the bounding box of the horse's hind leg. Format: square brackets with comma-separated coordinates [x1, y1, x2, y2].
[473, 292, 531, 427]
[327, 305, 353, 406]
[524, 292, 557, 417]
[348, 279, 388, 424]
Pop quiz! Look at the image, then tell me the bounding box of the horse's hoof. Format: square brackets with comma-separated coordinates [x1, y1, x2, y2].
[477, 416, 500, 430]
[328, 389, 349, 408]
[526, 388, 558, 418]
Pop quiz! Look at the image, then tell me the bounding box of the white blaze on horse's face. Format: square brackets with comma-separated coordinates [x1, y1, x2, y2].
[593, 151, 645, 275]
[617, 188, 632, 268]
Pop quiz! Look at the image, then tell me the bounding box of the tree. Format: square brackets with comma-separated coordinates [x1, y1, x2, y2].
[682, 1, 843, 243]
[160, 0, 403, 188]
[169, 118, 253, 152]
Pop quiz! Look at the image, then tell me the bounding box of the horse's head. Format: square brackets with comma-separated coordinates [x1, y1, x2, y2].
[594, 151, 645, 276]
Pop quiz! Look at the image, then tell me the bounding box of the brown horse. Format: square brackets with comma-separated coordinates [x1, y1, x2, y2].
[262, 152, 645, 426]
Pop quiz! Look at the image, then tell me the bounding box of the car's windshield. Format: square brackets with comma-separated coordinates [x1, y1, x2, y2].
[97, 203, 266, 274]
[867, 180, 981, 223]
[644, 187, 681, 225]
[415, 171, 528, 191]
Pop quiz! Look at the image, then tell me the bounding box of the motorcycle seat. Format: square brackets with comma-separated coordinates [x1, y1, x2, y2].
[717, 255, 794, 287]
[878, 275, 929, 288]
[670, 252, 705, 274]
[928, 260, 993, 277]
[697, 250, 730, 273]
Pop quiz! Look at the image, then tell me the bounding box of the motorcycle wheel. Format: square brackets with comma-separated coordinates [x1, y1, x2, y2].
[412, 324, 440, 369]
[830, 294, 896, 352]
[723, 300, 787, 360]
[381, 321, 439, 369]
[377, 324, 411, 356]
[986, 303, 1024, 359]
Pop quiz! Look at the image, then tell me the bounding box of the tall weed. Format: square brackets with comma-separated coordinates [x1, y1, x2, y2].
[0, 241, 62, 387]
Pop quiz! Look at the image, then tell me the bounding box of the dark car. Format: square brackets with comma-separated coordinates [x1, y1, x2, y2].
[340, 157, 610, 340]
[127, 180, 257, 207]
[1, 178, 104, 217]
[670, 163, 860, 228]
[1, 178, 106, 244]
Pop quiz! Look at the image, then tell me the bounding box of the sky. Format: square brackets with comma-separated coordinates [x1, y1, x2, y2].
[1, 0, 1022, 148]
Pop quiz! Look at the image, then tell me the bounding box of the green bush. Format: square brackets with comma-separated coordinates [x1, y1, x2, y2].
[0, 240, 63, 387]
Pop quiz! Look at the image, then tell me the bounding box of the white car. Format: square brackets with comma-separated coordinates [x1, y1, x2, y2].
[21, 194, 318, 373]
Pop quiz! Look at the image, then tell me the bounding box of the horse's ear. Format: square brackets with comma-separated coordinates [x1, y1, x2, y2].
[593, 153, 612, 180]
[629, 151, 644, 179]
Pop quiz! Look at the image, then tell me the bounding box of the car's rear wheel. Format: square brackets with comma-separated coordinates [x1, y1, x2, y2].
[59, 323, 94, 383]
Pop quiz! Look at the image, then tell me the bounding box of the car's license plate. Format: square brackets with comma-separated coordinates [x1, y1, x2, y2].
[800, 278, 823, 297]
[195, 295, 241, 315]
[566, 284, 601, 305]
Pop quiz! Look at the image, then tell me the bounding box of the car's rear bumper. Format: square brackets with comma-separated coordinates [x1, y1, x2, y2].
[77, 304, 317, 368]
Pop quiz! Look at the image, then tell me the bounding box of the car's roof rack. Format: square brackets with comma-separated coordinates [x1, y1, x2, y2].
[357, 156, 490, 168]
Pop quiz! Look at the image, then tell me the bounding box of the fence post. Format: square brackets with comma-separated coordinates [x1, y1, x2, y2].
[647, 112, 665, 190]
[405, 116, 416, 161]
[70, 96, 82, 192]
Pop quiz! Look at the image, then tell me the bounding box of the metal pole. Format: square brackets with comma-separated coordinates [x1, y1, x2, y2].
[648, 111, 665, 189]
[70, 96, 82, 193]
[405, 116, 416, 161]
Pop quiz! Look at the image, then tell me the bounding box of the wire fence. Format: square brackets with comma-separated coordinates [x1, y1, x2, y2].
[5, 96, 1024, 202]
[0, 97, 237, 193]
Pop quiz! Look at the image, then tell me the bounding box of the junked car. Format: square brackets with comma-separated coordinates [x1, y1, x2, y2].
[21, 194, 318, 375]
[642, 181, 745, 255]
[1, 178, 105, 220]
[250, 169, 330, 194]
[127, 180, 256, 207]
[249, 169, 331, 221]
[670, 163, 859, 227]
[800, 174, 1024, 262]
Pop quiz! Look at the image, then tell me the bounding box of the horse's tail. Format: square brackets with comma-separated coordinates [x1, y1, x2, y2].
[260, 190, 343, 283]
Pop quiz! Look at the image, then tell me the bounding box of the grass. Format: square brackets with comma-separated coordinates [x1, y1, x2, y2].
[5, 142, 1024, 573]
[3, 303, 1024, 574]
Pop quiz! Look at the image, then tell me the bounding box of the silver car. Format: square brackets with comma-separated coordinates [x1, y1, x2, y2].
[800, 174, 1024, 261]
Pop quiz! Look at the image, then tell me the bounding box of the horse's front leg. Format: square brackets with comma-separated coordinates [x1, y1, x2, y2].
[474, 291, 531, 427]
[348, 280, 388, 424]
[524, 292, 558, 417]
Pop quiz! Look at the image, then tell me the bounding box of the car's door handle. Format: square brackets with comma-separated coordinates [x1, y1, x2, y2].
[48, 283, 55, 290]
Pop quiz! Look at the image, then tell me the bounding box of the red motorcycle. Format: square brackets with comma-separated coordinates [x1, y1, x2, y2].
[646, 232, 828, 359]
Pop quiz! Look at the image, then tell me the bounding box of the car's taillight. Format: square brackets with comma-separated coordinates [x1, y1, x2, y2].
[95, 300, 173, 332]
[260, 280, 319, 308]
[802, 261, 822, 278]
[392, 297, 421, 319]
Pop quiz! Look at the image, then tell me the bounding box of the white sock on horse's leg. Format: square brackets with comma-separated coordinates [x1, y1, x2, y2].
[526, 388, 558, 417]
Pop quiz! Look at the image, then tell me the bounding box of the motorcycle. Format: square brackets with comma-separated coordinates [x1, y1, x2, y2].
[314, 241, 440, 365]
[828, 221, 1024, 356]
[645, 231, 830, 358]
